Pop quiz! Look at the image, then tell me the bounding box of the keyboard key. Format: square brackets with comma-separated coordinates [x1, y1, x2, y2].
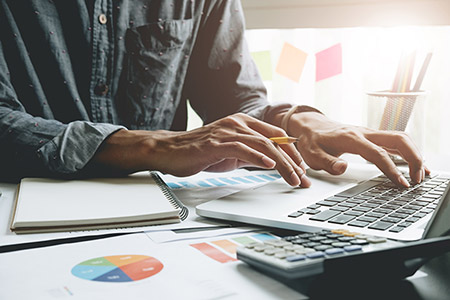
[328, 214, 356, 224]
[288, 211, 303, 218]
[360, 203, 379, 208]
[407, 217, 421, 223]
[344, 210, 364, 216]
[307, 204, 321, 210]
[309, 210, 341, 222]
[317, 200, 337, 207]
[414, 212, 427, 218]
[373, 208, 393, 214]
[389, 213, 409, 219]
[357, 216, 377, 223]
[335, 181, 380, 197]
[398, 221, 413, 227]
[348, 220, 370, 227]
[365, 212, 385, 218]
[339, 202, 358, 208]
[325, 196, 348, 202]
[353, 206, 372, 213]
[330, 206, 349, 212]
[346, 199, 365, 204]
[381, 217, 402, 223]
[368, 221, 394, 231]
[389, 226, 405, 233]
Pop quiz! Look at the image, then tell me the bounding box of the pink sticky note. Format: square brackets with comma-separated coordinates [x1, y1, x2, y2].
[275, 42, 308, 83]
[315, 43, 342, 82]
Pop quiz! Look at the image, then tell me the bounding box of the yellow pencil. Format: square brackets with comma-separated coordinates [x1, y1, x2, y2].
[269, 137, 299, 144]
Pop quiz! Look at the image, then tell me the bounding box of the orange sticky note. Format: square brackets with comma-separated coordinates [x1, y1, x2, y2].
[315, 43, 342, 82]
[275, 42, 308, 82]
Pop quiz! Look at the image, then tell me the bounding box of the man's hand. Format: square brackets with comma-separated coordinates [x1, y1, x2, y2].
[286, 111, 429, 187]
[93, 113, 311, 187]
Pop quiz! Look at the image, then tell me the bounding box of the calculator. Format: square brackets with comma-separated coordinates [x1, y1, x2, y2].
[236, 229, 450, 280]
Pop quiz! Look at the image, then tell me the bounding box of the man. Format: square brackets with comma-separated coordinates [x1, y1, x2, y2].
[0, 0, 427, 186]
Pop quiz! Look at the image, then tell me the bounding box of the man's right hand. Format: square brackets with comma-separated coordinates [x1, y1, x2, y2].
[93, 113, 311, 187]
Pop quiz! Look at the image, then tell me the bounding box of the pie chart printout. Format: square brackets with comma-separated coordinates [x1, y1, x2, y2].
[71, 255, 163, 282]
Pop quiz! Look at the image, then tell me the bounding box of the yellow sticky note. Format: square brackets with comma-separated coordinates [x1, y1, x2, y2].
[251, 51, 273, 81]
[275, 42, 308, 83]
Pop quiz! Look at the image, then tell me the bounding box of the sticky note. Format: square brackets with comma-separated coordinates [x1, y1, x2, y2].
[275, 42, 308, 83]
[315, 43, 342, 82]
[250, 51, 272, 81]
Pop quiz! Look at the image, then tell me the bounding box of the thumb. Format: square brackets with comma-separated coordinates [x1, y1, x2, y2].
[304, 149, 348, 175]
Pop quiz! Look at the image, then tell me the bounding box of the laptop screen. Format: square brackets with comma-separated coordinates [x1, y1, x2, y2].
[423, 182, 450, 238]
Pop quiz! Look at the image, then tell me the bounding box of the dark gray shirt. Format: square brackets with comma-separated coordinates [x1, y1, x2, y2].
[0, 0, 291, 181]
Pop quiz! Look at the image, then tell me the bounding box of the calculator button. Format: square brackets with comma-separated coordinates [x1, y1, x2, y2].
[306, 251, 325, 259]
[245, 242, 261, 249]
[350, 239, 369, 245]
[314, 245, 332, 251]
[325, 248, 345, 256]
[254, 245, 269, 252]
[283, 245, 304, 251]
[274, 251, 288, 259]
[286, 255, 306, 262]
[344, 245, 362, 252]
[331, 242, 351, 248]
[367, 237, 387, 244]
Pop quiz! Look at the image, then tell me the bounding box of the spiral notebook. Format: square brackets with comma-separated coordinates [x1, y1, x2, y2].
[10, 172, 188, 234]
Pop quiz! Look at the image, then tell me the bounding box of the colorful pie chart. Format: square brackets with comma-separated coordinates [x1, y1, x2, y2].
[71, 255, 163, 282]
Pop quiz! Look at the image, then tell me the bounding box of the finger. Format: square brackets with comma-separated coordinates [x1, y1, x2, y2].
[276, 144, 311, 188]
[218, 141, 303, 186]
[218, 130, 305, 187]
[279, 143, 305, 171]
[366, 131, 424, 183]
[349, 138, 410, 187]
[301, 145, 348, 176]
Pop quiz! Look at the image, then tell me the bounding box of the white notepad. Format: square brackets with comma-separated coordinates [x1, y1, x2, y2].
[10, 172, 187, 234]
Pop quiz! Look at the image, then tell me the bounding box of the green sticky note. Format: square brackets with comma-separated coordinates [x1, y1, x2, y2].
[251, 51, 273, 81]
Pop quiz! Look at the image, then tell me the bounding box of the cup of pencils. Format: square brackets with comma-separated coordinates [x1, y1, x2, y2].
[366, 52, 432, 163]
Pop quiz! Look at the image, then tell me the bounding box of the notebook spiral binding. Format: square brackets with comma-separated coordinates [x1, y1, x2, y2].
[150, 172, 189, 221]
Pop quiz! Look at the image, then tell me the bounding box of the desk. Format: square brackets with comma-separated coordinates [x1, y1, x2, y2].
[1, 158, 450, 299]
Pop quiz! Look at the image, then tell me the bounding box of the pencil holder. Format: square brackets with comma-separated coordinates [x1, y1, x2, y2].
[366, 90, 427, 152]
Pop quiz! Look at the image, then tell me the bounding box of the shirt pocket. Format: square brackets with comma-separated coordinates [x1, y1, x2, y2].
[120, 19, 193, 129]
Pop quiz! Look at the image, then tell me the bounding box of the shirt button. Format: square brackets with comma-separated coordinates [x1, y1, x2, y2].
[98, 14, 107, 24]
[94, 83, 109, 96]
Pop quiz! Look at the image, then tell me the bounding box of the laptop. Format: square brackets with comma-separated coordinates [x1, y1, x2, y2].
[196, 165, 450, 241]
[233, 173, 450, 281]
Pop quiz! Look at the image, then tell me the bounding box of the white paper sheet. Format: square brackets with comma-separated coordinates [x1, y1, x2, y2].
[0, 232, 306, 300]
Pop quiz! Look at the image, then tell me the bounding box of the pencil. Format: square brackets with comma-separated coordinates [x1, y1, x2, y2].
[270, 137, 299, 144]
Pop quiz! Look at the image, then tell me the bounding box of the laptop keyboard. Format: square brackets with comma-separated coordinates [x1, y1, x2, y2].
[288, 174, 450, 233]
